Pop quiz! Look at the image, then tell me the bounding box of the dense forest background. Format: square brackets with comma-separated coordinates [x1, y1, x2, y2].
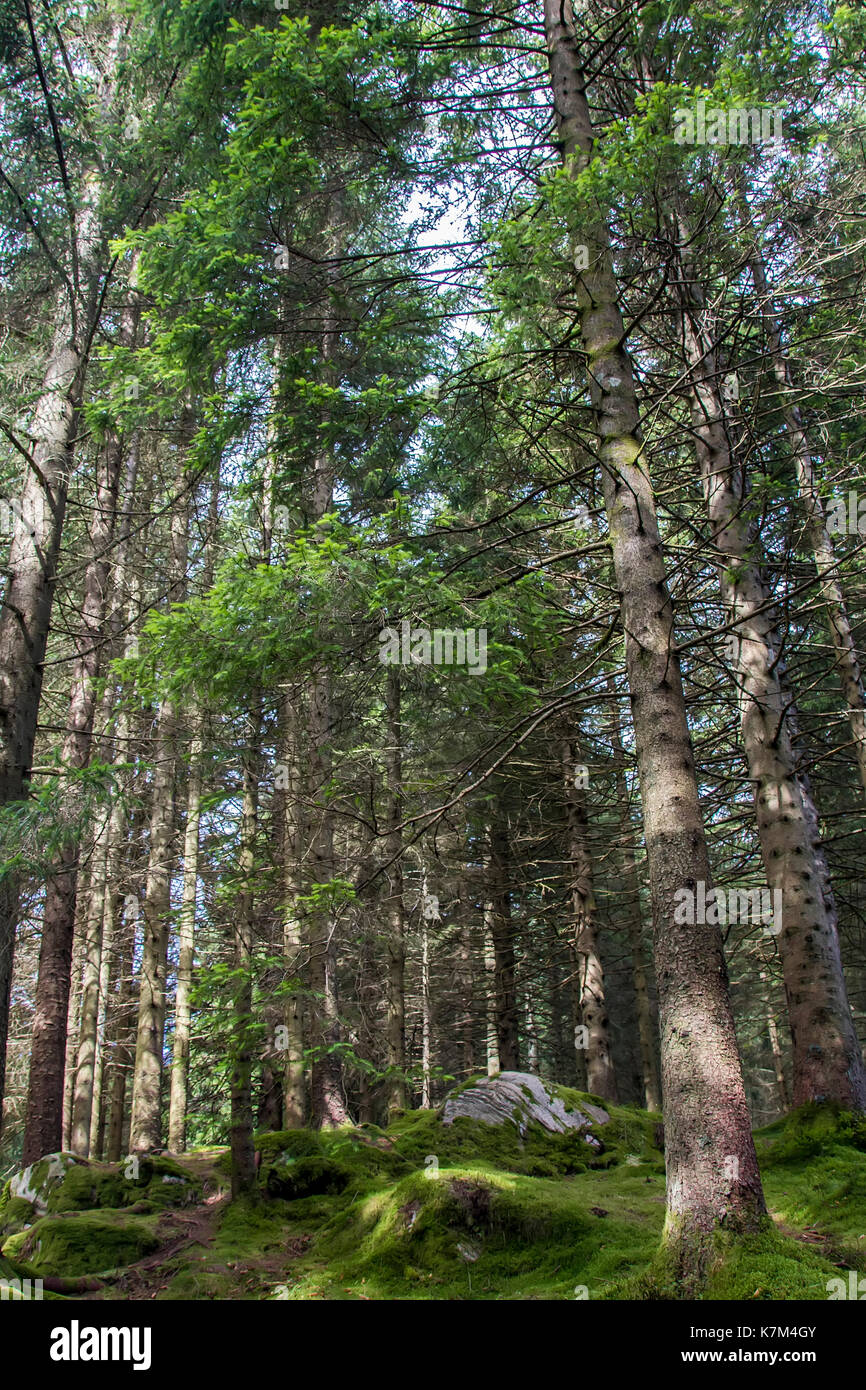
[2, 0, 866, 1299]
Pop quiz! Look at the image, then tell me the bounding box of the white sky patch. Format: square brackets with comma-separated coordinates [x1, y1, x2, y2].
[403, 183, 485, 341]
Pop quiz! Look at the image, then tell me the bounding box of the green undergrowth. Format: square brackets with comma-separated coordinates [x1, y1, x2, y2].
[757, 1103, 866, 1266]
[0, 1153, 202, 1239]
[266, 1162, 667, 1300]
[615, 1226, 855, 1302]
[2, 1093, 864, 1299]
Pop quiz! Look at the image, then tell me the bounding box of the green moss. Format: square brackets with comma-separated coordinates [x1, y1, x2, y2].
[613, 1225, 849, 1302]
[756, 1104, 866, 1264]
[756, 1102, 866, 1168]
[0, 1195, 37, 1237]
[0, 1252, 66, 1300]
[2, 1211, 160, 1277]
[266, 1156, 352, 1200]
[46, 1164, 131, 1214]
[269, 1160, 666, 1300]
[255, 1130, 322, 1164]
[8, 1153, 84, 1212]
[385, 1092, 664, 1181]
[140, 1157, 203, 1209]
[4, 1094, 863, 1301]
[156, 1196, 299, 1301]
[320, 1130, 411, 1181]
[45, 1156, 201, 1215]
[703, 1229, 846, 1301]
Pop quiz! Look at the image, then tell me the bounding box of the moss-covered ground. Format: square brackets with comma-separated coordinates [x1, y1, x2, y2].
[1, 1093, 863, 1300]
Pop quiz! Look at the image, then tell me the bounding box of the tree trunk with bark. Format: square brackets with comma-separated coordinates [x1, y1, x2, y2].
[744, 227, 866, 797]
[230, 714, 260, 1196]
[484, 822, 520, 1072]
[543, 0, 766, 1265]
[167, 728, 203, 1153]
[674, 218, 866, 1111]
[278, 691, 307, 1127]
[129, 447, 192, 1150]
[384, 666, 407, 1116]
[0, 173, 113, 1128]
[562, 739, 618, 1102]
[607, 675, 662, 1110]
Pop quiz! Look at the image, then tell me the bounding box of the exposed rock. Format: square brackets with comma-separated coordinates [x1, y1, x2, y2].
[441, 1071, 609, 1147]
[9, 1153, 85, 1217]
[3, 1153, 201, 1234]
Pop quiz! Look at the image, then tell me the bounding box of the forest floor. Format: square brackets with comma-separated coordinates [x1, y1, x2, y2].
[2, 1091, 865, 1300]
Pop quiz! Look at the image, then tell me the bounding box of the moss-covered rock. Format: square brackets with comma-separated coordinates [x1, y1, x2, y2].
[42, 1155, 202, 1215]
[755, 1102, 866, 1168]
[9, 1153, 86, 1216]
[0, 1194, 39, 1238]
[5, 1090, 862, 1301]
[2, 1211, 160, 1277]
[441, 1071, 608, 1143]
[256, 1130, 322, 1164]
[384, 1088, 663, 1181]
[265, 1156, 352, 1200]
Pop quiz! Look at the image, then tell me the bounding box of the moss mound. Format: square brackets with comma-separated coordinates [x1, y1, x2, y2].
[4, 1092, 864, 1300]
[256, 1130, 323, 1164]
[265, 1156, 352, 1200]
[267, 1161, 665, 1300]
[3, 1211, 161, 1277]
[384, 1085, 663, 1180]
[23, 1155, 203, 1217]
[0, 1192, 39, 1238]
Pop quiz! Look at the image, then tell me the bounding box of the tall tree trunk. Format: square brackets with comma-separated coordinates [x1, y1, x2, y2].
[420, 905, 432, 1106]
[128, 699, 177, 1152]
[18, 363, 137, 1162]
[167, 457, 222, 1153]
[547, 922, 566, 1083]
[484, 823, 519, 1071]
[761, 970, 790, 1113]
[607, 675, 661, 1110]
[674, 219, 866, 1110]
[307, 662, 349, 1128]
[89, 870, 120, 1159]
[483, 910, 501, 1078]
[744, 233, 866, 797]
[105, 891, 140, 1164]
[562, 740, 618, 1102]
[0, 162, 110, 1129]
[526, 1000, 540, 1075]
[230, 713, 260, 1196]
[62, 890, 89, 1149]
[384, 666, 407, 1116]
[458, 885, 476, 1079]
[167, 728, 203, 1152]
[69, 809, 111, 1155]
[129, 447, 191, 1151]
[543, 0, 766, 1262]
[68, 631, 139, 1157]
[304, 257, 348, 1128]
[278, 692, 307, 1127]
[568, 942, 589, 1090]
[261, 333, 308, 1129]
